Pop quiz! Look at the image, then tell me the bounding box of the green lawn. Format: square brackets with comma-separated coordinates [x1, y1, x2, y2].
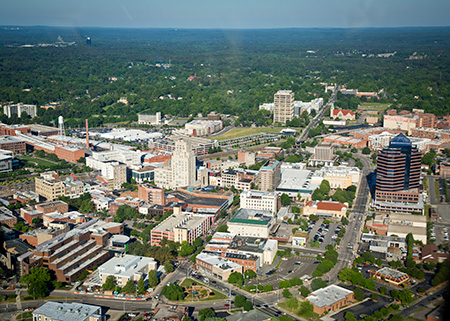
[16, 311, 33, 321]
[358, 102, 391, 110]
[179, 278, 227, 301]
[214, 127, 281, 141]
[18, 155, 59, 167]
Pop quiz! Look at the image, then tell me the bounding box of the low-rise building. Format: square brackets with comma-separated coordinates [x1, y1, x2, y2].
[240, 190, 278, 214]
[0, 207, 17, 227]
[307, 284, 356, 315]
[330, 106, 356, 120]
[303, 200, 348, 220]
[371, 267, 409, 286]
[0, 149, 13, 173]
[138, 184, 165, 205]
[195, 252, 243, 281]
[98, 254, 157, 287]
[151, 209, 213, 246]
[32, 302, 103, 321]
[152, 304, 188, 321]
[129, 165, 155, 184]
[227, 208, 275, 238]
[185, 119, 223, 137]
[361, 234, 406, 254]
[323, 134, 367, 148]
[292, 231, 309, 248]
[0, 136, 26, 154]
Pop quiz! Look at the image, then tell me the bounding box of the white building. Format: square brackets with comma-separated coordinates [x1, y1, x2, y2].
[273, 90, 295, 125]
[294, 98, 324, 116]
[138, 112, 162, 125]
[86, 158, 127, 190]
[227, 208, 275, 238]
[32, 302, 103, 321]
[0, 150, 13, 173]
[98, 254, 157, 287]
[185, 119, 223, 137]
[3, 103, 37, 118]
[87, 149, 142, 167]
[240, 190, 278, 214]
[154, 139, 196, 189]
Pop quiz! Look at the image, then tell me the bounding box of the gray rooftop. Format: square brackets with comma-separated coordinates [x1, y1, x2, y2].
[226, 309, 272, 321]
[32, 302, 102, 321]
[307, 284, 353, 308]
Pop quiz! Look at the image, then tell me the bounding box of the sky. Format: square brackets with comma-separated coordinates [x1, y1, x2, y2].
[2, 0, 450, 29]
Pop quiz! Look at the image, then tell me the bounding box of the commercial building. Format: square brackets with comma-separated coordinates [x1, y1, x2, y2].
[225, 310, 272, 321]
[308, 142, 338, 166]
[303, 200, 348, 219]
[138, 112, 162, 125]
[276, 164, 322, 200]
[0, 150, 13, 173]
[237, 151, 256, 166]
[273, 90, 295, 125]
[0, 207, 17, 227]
[98, 254, 157, 287]
[292, 231, 309, 248]
[18, 218, 123, 282]
[213, 168, 256, 191]
[35, 172, 65, 201]
[227, 208, 275, 238]
[152, 304, 188, 321]
[138, 184, 165, 205]
[370, 267, 409, 286]
[149, 135, 218, 156]
[0, 123, 30, 136]
[169, 189, 232, 213]
[365, 213, 427, 243]
[154, 139, 197, 189]
[185, 119, 223, 137]
[205, 233, 278, 267]
[361, 234, 406, 254]
[307, 285, 356, 315]
[195, 252, 243, 280]
[32, 302, 103, 321]
[323, 134, 367, 148]
[240, 190, 278, 214]
[0, 136, 26, 153]
[3, 103, 37, 118]
[128, 165, 155, 183]
[375, 134, 421, 206]
[259, 160, 281, 191]
[43, 211, 85, 227]
[150, 209, 213, 246]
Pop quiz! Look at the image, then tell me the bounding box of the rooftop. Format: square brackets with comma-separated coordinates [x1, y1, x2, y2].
[375, 267, 409, 279]
[229, 208, 273, 226]
[98, 254, 157, 279]
[196, 252, 242, 271]
[307, 284, 353, 308]
[153, 212, 213, 232]
[32, 302, 101, 321]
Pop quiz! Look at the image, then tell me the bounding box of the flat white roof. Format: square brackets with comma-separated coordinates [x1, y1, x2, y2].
[307, 285, 353, 308]
[98, 254, 157, 279]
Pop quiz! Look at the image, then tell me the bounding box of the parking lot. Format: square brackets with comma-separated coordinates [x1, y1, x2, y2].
[431, 224, 449, 245]
[306, 219, 341, 250]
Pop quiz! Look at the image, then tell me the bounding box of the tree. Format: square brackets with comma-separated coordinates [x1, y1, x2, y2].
[243, 301, 253, 311]
[217, 224, 228, 233]
[286, 297, 298, 310]
[282, 288, 292, 298]
[353, 287, 365, 301]
[198, 308, 215, 321]
[362, 147, 371, 154]
[164, 260, 174, 273]
[299, 285, 310, 297]
[122, 279, 136, 294]
[148, 270, 159, 287]
[311, 278, 327, 291]
[228, 272, 244, 286]
[193, 237, 203, 248]
[345, 312, 357, 321]
[319, 180, 330, 195]
[102, 275, 116, 290]
[244, 269, 257, 279]
[263, 284, 273, 292]
[341, 216, 349, 225]
[281, 193, 291, 206]
[161, 284, 185, 301]
[234, 295, 246, 308]
[179, 241, 195, 257]
[20, 267, 51, 299]
[137, 277, 146, 295]
[79, 199, 94, 213]
[32, 217, 42, 225]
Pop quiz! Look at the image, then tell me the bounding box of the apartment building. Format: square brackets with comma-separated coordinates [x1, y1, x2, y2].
[273, 90, 295, 125]
[138, 112, 161, 125]
[138, 184, 165, 205]
[308, 142, 338, 166]
[151, 209, 213, 246]
[18, 219, 123, 282]
[259, 160, 281, 192]
[3, 103, 37, 118]
[240, 190, 278, 214]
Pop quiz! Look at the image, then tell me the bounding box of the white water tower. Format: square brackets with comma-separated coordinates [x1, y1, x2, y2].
[58, 115, 65, 145]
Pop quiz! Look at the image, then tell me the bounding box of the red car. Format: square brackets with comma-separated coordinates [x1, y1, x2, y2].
[224, 304, 230, 307]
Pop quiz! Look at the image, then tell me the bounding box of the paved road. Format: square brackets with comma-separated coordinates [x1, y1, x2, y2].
[295, 86, 339, 144]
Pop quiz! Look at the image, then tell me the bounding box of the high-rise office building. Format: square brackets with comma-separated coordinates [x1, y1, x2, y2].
[172, 139, 196, 188]
[273, 90, 295, 125]
[375, 133, 421, 203]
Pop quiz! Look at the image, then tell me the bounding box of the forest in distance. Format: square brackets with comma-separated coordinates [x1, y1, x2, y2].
[1, 26, 450, 128]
